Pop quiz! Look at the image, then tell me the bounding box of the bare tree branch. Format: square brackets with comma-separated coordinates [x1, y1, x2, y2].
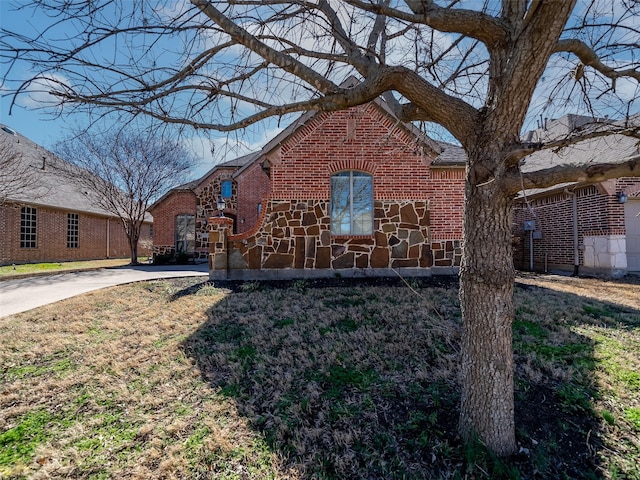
[507, 153, 640, 194]
[53, 128, 196, 264]
[555, 38, 640, 82]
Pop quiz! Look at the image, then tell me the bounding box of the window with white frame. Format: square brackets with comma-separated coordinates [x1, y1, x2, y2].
[330, 171, 373, 235]
[67, 213, 79, 248]
[20, 206, 37, 248]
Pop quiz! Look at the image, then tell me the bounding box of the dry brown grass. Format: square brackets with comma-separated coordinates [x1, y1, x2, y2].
[1, 274, 639, 479]
[1, 280, 300, 479]
[517, 272, 640, 310]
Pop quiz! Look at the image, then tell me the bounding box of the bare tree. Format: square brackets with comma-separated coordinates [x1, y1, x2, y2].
[54, 129, 195, 264]
[2, 0, 640, 454]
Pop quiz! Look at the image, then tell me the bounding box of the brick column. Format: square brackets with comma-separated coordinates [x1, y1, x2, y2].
[208, 216, 234, 279]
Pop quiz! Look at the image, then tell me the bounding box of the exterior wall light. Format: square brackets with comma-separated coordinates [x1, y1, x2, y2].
[217, 196, 226, 216]
[616, 192, 628, 204]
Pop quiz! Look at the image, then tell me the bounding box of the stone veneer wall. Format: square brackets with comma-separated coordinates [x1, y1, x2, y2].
[582, 233, 627, 277]
[195, 176, 237, 256]
[209, 198, 460, 279]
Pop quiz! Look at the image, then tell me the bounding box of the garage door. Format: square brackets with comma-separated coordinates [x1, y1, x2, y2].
[625, 199, 640, 272]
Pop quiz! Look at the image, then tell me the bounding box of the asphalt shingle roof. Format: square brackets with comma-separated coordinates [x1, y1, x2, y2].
[1, 124, 118, 217]
[518, 114, 640, 196]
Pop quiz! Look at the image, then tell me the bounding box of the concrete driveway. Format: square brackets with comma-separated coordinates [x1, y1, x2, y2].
[0, 263, 209, 318]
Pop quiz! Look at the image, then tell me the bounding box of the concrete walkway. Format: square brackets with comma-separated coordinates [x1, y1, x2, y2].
[0, 263, 209, 318]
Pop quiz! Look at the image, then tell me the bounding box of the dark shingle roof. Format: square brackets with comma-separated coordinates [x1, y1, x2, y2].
[432, 142, 466, 166]
[520, 114, 640, 173]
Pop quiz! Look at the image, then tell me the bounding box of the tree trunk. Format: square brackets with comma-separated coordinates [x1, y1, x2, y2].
[458, 176, 517, 456]
[130, 237, 138, 265]
[128, 222, 140, 265]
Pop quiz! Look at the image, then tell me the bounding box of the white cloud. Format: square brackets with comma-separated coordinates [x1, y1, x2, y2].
[15, 73, 70, 110]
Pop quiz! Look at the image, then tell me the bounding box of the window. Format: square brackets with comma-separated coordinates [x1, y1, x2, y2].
[175, 214, 195, 253]
[221, 179, 232, 199]
[149, 224, 153, 239]
[330, 171, 373, 235]
[20, 206, 37, 248]
[67, 213, 79, 248]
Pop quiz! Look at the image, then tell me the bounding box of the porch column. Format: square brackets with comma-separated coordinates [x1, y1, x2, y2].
[208, 216, 234, 280]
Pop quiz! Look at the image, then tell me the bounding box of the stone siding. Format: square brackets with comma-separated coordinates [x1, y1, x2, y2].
[209, 199, 460, 279]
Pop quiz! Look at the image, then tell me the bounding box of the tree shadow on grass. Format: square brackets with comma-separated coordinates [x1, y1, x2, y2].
[180, 276, 640, 479]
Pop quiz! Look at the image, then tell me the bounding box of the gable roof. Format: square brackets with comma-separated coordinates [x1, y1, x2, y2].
[149, 151, 259, 210]
[518, 113, 640, 197]
[231, 81, 466, 175]
[1, 124, 116, 217]
[1, 124, 154, 222]
[254, 83, 458, 164]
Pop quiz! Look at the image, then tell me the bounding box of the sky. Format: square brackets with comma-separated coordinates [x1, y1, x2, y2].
[1, 1, 638, 178]
[0, 1, 281, 180]
[0, 3, 61, 147]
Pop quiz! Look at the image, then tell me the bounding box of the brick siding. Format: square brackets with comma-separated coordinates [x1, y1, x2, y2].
[148, 190, 196, 256]
[513, 177, 640, 272]
[153, 102, 465, 274]
[236, 161, 271, 234]
[1, 202, 151, 265]
[205, 104, 465, 278]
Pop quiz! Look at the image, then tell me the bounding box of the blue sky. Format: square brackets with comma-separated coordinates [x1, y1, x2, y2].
[0, 2, 64, 147]
[0, 1, 280, 179]
[2, 1, 637, 175]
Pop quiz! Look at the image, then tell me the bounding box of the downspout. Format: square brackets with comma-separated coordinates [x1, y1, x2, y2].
[529, 230, 534, 271]
[106, 217, 110, 259]
[572, 192, 579, 276]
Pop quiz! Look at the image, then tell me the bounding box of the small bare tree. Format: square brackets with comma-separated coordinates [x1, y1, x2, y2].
[2, 0, 640, 455]
[54, 129, 195, 264]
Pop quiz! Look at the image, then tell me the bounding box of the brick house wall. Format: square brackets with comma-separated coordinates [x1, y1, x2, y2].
[513, 177, 640, 274]
[426, 168, 465, 265]
[236, 161, 271, 234]
[148, 190, 196, 257]
[0, 202, 151, 265]
[149, 163, 265, 260]
[270, 105, 434, 200]
[207, 103, 465, 279]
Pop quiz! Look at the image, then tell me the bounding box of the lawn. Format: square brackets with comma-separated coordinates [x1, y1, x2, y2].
[0, 259, 138, 278]
[1, 274, 638, 479]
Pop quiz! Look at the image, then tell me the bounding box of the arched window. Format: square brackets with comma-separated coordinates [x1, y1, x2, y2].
[330, 171, 373, 235]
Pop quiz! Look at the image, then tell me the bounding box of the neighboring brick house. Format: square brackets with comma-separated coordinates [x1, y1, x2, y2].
[0, 124, 152, 265]
[513, 115, 640, 277]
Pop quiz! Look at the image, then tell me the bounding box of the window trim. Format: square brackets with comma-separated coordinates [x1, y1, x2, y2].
[67, 212, 79, 248]
[20, 206, 37, 249]
[330, 170, 374, 237]
[175, 214, 196, 253]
